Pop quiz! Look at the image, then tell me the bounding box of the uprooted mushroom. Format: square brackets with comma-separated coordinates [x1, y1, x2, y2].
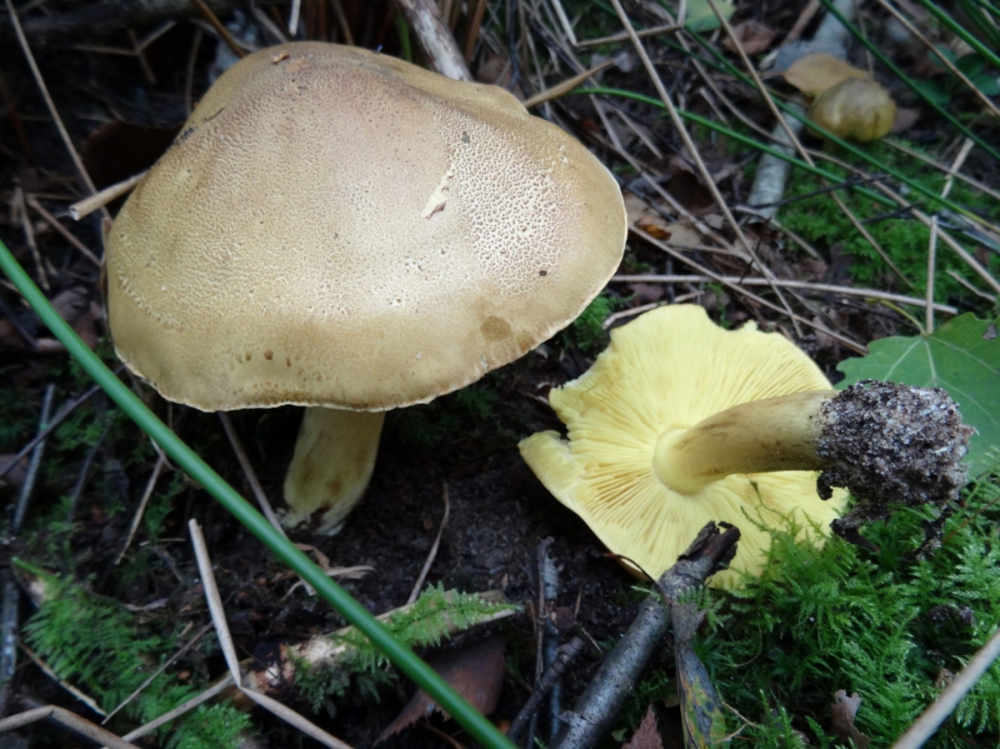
[520, 305, 971, 587]
[105, 42, 627, 533]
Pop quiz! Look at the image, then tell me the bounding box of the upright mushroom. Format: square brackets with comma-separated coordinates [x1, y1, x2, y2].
[106, 42, 627, 532]
[519, 305, 970, 587]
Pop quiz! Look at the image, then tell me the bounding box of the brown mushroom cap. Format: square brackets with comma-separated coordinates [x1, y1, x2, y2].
[106, 42, 626, 411]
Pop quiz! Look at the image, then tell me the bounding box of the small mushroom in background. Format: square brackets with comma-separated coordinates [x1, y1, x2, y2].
[808, 78, 897, 142]
[781, 52, 898, 143]
[519, 305, 972, 587]
[105, 42, 627, 533]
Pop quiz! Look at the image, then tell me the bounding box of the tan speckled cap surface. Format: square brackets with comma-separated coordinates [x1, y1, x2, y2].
[106, 42, 626, 411]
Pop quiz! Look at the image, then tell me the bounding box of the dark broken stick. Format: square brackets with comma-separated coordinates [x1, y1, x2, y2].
[549, 522, 741, 749]
[507, 637, 585, 743]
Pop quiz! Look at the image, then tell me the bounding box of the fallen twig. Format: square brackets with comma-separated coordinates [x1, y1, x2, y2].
[69, 172, 147, 221]
[0, 383, 103, 483]
[0, 705, 138, 749]
[395, 0, 472, 81]
[1, 385, 55, 711]
[550, 522, 741, 749]
[507, 637, 584, 743]
[891, 626, 1000, 749]
[189, 519, 354, 749]
[24, 196, 101, 267]
[610, 274, 959, 315]
[218, 413, 285, 534]
[407, 483, 450, 605]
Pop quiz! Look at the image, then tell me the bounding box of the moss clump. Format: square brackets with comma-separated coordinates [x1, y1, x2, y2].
[294, 585, 519, 713]
[20, 566, 252, 749]
[558, 293, 622, 355]
[690, 467, 1000, 747]
[778, 140, 1000, 310]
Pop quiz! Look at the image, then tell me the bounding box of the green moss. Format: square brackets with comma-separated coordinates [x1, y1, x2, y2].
[689, 467, 1000, 746]
[294, 585, 519, 713]
[778, 140, 1000, 309]
[558, 293, 622, 355]
[19, 565, 252, 749]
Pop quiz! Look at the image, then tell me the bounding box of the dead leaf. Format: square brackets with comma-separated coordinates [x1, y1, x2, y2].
[891, 106, 922, 134]
[81, 120, 180, 190]
[376, 636, 506, 743]
[476, 56, 524, 100]
[627, 283, 667, 305]
[625, 193, 673, 240]
[723, 20, 777, 56]
[624, 192, 706, 247]
[830, 690, 871, 749]
[784, 53, 870, 97]
[623, 705, 663, 749]
[665, 157, 716, 216]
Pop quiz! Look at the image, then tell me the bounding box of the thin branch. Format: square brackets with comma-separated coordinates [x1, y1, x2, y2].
[574, 23, 681, 49]
[70, 171, 146, 221]
[103, 624, 213, 723]
[188, 0, 245, 57]
[4, 0, 104, 218]
[11, 384, 55, 533]
[0, 706, 138, 749]
[19, 645, 106, 716]
[118, 674, 235, 744]
[507, 637, 584, 742]
[925, 217, 939, 334]
[25, 195, 101, 267]
[611, 274, 958, 314]
[891, 626, 1000, 749]
[188, 520, 355, 749]
[395, 0, 472, 81]
[407, 483, 450, 605]
[13, 188, 48, 291]
[941, 138, 975, 201]
[218, 414, 286, 534]
[112, 454, 168, 568]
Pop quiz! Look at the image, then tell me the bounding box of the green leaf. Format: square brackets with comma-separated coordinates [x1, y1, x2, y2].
[972, 73, 1000, 96]
[935, 45, 960, 67]
[837, 314, 1000, 478]
[957, 53, 987, 77]
[910, 78, 951, 107]
[684, 0, 734, 31]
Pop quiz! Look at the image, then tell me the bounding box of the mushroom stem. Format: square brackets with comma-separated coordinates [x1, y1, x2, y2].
[282, 408, 386, 534]
[653, 390, 836, 494]
[654, 382, 972, 511]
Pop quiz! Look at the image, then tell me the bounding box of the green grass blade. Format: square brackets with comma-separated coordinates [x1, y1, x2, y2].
[921, 0, 1000, 69]
[0, 237, 516, 749]
[955, 0, 1000, 47]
